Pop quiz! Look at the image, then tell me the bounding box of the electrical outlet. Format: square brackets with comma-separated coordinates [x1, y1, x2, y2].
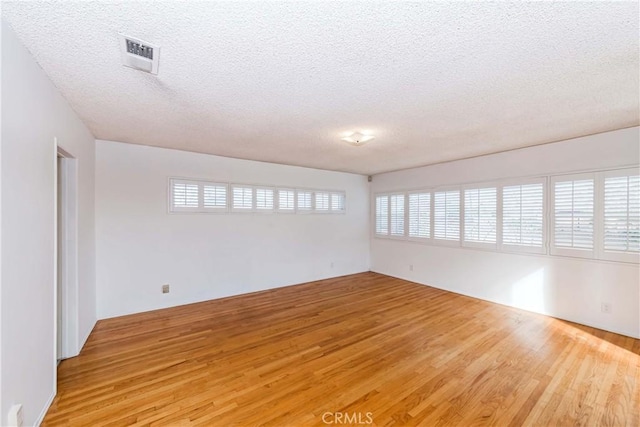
[162, 284, 170, 294]
[8, 404, 23, 427]
[330, 261, 334, 268]
[409, 264, 414, 271]
[601, 302, 612, 314]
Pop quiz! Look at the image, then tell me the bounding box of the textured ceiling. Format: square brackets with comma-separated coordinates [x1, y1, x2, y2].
[2, 1, 639, 175]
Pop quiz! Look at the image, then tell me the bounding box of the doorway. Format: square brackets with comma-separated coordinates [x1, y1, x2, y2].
[56, 147, 78, 361]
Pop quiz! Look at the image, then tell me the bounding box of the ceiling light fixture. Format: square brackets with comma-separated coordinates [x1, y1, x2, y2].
[341, 132, 374, 146]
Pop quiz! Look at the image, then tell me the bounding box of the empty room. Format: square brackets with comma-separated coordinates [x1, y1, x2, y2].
[1, 1, 639, 426]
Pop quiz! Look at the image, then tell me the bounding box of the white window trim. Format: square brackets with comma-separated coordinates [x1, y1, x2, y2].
[374, 192, 391, 238]
[432, 187, 461, 247]
[330, 191, 347, 214]
[296, 189, 315, 214]
[549, 172, 595, 260]
[499, 177, 547, 255]
[314, 191, 331, 214]
[231, 184, 255, 213]
[597, 167, 640, 263]
[388, 192, 407, 239]
[462, 184, 498, 250]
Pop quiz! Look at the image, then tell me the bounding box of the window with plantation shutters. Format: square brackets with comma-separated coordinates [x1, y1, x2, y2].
[203, 184, 227, 210]
[464, 187, 496, 246]
[232, 185, 253, 211]
[434, 190, 460, 241]
[277, 189, 295, 212]
[602, 170, 640, 262]
[330, 192, 346, 212]
[171, 180, 199, 211]
[315, 192, 330, 212]
[390, 194, 405, 236]
[375, 195, 389, 236]
[409, 192, 430, 239]
[551, 175, 594, 257]
[297, 190, 313, 212]
[255, 187, 274, 211]
[502, 181, 545, 253]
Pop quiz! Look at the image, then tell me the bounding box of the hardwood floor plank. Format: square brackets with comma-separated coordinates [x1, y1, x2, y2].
[43, 272, 639, 426]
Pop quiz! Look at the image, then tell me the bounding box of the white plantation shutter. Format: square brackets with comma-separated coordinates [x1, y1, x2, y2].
[277, 189, 295, 212]
[232, 185, 253, 211]
[464, 187, 496, 246]
[603, 172, 640, 261]
[255, 188, 274, 211]
[297, 190, 313, 212]
[434, 190, 460, 241]
[203, 184, 227, 210]
[551, 176, 594, 256]
[502, 182, 544, 253]
[170, 179, 200, 211]
[390, 194, 405, 236]
[330, 192, 346, 212]
[376, 195, 389, 236]
[315, 192, 330, 212]
[409, 192, 430, 239]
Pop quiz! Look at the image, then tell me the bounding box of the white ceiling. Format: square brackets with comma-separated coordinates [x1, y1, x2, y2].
[2, 2, 638, 175]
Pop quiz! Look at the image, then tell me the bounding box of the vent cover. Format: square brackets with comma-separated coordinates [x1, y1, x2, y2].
[119, 34, 159, 74]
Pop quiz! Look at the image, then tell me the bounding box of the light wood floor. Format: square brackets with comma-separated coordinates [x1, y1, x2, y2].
[44, 272, 639, 426]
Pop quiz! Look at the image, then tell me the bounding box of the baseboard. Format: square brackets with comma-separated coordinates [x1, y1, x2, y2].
[34, 391, 56, 426]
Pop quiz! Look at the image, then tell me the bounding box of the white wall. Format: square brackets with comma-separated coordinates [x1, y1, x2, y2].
[95, 140, 370, 319]
[371, 127, 640, 338]
[1, 21, 96, 426]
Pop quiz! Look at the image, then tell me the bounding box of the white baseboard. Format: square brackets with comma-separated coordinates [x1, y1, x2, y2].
[34, 391, 55, 427]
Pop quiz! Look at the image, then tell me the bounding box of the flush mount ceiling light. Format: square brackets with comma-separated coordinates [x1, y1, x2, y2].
[341, 132, 375, 146]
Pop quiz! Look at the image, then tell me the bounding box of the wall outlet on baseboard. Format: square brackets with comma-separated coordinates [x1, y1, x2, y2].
[601, 302, 612, 314]
[8, 404, 23, 427]
[162, 284, 170, 294]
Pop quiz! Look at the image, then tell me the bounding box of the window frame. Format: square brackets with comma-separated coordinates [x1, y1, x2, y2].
[549, 172, 596, 259]
[374, 193, 391, 237]
[432, 187, 461, 246]
[499, 177, 547, 255]
[598, 167, 640, 263]
[407, 190, 432, 241]
[276, 188, 296, 213]
[462, 184, 498, 250]
[230, 184, 255, 213]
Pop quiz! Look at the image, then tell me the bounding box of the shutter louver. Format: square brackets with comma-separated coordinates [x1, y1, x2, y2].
[434, 190, 460, 241]
[315, 192, 330, 211]
[604, 175, 640, 253]
[297, 191, 313, 211]
[278, 189, 295, 211]
[172, 181, 199, 209]
[203, 184, 227, 209]
[464, 187, 496, 244]
[409, 193, 430, 238]
[376, 196, 389, 235]
[390, 194, 405, 236]
[331, 193, 345, 212]
[503, 183, 544, 249]
[553, 179, 594, 250]
[232, 186, 253, 210]
[255, 188, 274, 211]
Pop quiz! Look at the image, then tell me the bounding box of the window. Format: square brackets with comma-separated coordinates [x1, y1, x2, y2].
[601, 169, 640, 262]
[434, 190, 460, 241]
[203, 183, 227, 210]
[464, 187, 496, 247]
[375, 195, 389, 236]
[551, 175, 594, 257]
[409, 192, 430, 239]
[232, 185, 253, 211]
[255, 187, 274, 212]
[390, 194, 405, 237]
[297, 190, 313, 212]
[277, 189, 295, 212]
[171, 180, 199, 211]
[502, 181, 544, 253]
[331, 192, 346, 212]
[315, 191, 330, 212]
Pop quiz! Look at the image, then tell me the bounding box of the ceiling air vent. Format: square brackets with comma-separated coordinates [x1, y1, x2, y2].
[119, 34, 159, 74]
